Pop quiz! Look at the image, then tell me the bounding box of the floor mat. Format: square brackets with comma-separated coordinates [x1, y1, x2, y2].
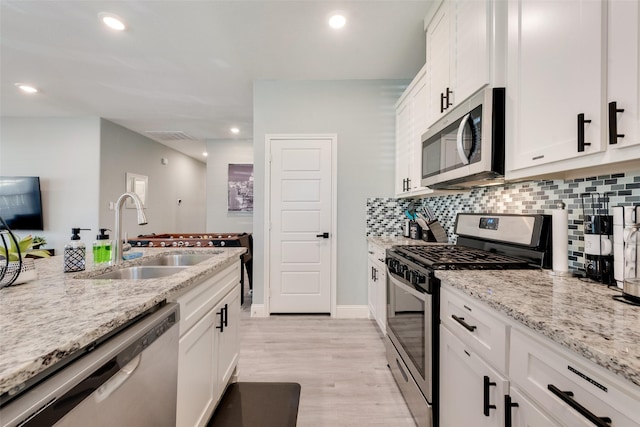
[207, 382, 301, 427]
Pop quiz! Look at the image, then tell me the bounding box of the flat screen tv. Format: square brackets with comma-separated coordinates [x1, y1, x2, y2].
[0, 176, 44, 230]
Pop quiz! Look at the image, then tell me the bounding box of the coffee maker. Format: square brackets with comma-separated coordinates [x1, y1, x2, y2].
[581, 193, 614, 284]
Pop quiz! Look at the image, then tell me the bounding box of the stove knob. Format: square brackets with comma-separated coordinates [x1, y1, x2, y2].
[410, 271, 425, 285]
[160, 242, 166, 247]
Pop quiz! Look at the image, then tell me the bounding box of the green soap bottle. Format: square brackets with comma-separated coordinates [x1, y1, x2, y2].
[93, 228, 112, 267]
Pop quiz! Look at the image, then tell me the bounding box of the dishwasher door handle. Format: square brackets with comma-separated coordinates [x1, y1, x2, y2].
[94, 355, 141, 403]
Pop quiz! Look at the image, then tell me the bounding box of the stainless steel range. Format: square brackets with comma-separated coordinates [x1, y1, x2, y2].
[385, 213, 552, 427]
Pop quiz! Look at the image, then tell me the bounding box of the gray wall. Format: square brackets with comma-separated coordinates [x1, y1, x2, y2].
[99, 120, 207, 237]
[0, 117, 206, 253]
[252, 79, 408, 308]
[205, 139, 253, 232]
[0, 117, 101, 251]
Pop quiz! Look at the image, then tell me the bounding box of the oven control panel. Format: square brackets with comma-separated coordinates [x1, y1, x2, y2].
[479, 217, 499, 230]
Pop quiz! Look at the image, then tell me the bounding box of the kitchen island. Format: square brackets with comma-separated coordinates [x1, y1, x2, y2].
[435, 269, 640, 388]
[0, 247, 245, 400]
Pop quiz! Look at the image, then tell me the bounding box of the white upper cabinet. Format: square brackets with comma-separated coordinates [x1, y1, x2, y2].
[426, 0, 496, 128]
[606, 0, 640, 154]
[506, 0, 640, 181]
[506, 0, 606, 173]
[426, 2, 451, 127]
[395, 65, 429, 197]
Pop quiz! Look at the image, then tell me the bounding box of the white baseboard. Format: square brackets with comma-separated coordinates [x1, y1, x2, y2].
[250, 304, 267, 317]
[335, 305, 370, 319]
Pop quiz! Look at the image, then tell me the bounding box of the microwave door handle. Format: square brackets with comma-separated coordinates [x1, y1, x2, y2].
[456, 113, 472, 165]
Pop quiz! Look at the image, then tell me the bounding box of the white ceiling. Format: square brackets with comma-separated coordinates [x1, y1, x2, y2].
[1, 0, 432, 161]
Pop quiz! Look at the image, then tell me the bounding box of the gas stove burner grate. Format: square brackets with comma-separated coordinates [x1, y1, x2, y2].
[394, 245, 532, 270]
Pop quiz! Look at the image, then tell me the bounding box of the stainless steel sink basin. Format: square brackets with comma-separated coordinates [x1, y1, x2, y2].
[91, 266, 188, 280]
[141, 253, 218, 266]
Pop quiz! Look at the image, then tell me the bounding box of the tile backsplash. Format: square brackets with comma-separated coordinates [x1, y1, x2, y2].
[366, 171, 640, 271]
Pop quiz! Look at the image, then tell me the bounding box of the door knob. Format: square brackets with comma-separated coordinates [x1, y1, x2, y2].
[316, 232, 330, 238]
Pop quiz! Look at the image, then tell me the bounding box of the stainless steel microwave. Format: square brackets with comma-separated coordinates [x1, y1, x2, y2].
[421, 86, 505, 190]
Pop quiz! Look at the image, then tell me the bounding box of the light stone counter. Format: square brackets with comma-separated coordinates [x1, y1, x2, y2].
[436, 269, 640, 389]
[367, 236, 449, 250]
[0, 247, 245, 397]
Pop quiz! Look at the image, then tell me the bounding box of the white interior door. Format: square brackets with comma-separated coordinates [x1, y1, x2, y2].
[268, 136, 334, 313]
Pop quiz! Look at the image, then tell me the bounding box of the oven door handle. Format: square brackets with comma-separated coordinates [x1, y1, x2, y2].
[387, 268, 427, 301]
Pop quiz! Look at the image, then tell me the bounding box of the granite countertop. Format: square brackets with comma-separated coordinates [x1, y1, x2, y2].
[436, 269, 640, 389]
[367, 236, 449, 249]
[0, 247, 245, 397]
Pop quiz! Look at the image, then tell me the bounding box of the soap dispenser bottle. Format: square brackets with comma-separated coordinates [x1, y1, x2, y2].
[93, 228, 112, 267]
[64, 228, 90, 272]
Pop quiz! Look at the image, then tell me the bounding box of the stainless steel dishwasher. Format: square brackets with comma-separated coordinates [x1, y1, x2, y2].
[1, 303, 179, 427]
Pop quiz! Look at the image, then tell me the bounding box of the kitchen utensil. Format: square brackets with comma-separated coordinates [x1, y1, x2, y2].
[409, 221, 422, 240]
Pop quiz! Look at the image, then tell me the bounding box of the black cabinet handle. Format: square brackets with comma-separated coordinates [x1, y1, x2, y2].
[223, 303, 228, 327]
[505, 394, 519, 427]
[452, 314, 477, 331]
[483, 376, 497, 416]
[373, 267, 378, 281]
[407, 178, 411, 190]
[216, 309, 224, 332]
[445, 87, 453, 109]
[608, 101, 625, 145]
[316, 232, 329, 238]
[577, 113, 592, 152]
[440, 92, 445, 113]
[547, 384, 612, 427]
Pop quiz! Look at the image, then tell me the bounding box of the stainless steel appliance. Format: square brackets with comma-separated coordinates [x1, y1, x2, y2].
[385, 213, 552, 427]
[421, 86, 505, 190]
[1, 303, 179, 427]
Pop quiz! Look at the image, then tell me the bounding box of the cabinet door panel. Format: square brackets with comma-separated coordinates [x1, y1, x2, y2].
[396, 101, 412, 195]
[508, 0, 604, 170]
[440, 325, 507, 427]
[216, 286, 241, 399]
[427, 2, 451, 127]
[607, 0, 640, 150]
[176, 310, 216, 427]
[509, 386, 560, 427]
[451, 0, 490, 105]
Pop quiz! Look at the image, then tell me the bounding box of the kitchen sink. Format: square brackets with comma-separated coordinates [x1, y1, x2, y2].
[90, 266, 188, 280]
[140, 253, 219, 266]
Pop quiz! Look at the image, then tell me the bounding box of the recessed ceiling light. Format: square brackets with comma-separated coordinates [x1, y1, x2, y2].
[202, 152, 209, 157]
[328, 14, 347, 29]
[99, 12, 126, 31]
[230, 127, 240, 134]
[15, 83, 38, 94]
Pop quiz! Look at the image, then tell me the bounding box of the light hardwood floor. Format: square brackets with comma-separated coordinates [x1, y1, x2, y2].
[238, 290, 416, 427]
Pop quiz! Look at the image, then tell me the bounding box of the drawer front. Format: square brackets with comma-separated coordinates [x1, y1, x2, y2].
[440, 286, 508, 373]
[367, 242, 386, 265]
[175, 262, 241, 336]
[510, 327, 640, 427]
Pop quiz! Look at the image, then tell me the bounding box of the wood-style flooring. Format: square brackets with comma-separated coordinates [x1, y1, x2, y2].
[237, 290, 416, 427]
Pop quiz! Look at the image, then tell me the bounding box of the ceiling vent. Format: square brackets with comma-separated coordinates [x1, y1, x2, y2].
[145, 131, 195, 141]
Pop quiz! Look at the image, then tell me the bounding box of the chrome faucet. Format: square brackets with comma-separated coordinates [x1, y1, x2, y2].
[113, 192, 148, 265]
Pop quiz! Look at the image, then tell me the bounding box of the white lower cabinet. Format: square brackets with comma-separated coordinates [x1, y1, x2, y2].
[510, 327, 640, 427]
[215, 285, 240, 399]
[440, 284, 640, 427]
[440, 320, 508, 427]
[173, 261, 242, 427]
[507, 386, 560, 427]
[367, 242, 387, 334]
